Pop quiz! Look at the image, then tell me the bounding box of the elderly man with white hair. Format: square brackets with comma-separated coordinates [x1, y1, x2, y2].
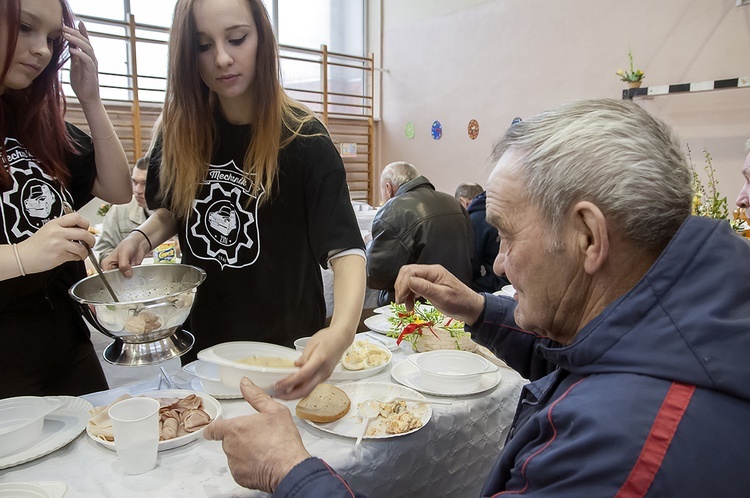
[365, 161, 473, 306]
[205, 99, 750, 497]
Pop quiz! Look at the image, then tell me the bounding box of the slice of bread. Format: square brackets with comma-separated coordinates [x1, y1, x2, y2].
[295, 383, 351, 423]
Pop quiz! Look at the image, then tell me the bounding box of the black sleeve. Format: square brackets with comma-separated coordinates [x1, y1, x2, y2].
[298, 119, 365, 268]
[64, 122, 97, 209]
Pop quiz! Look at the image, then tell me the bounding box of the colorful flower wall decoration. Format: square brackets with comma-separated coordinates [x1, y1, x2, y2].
[431, 121, 443, 140]
[405, 121, 415, 139]
[468, 119, 479, 140]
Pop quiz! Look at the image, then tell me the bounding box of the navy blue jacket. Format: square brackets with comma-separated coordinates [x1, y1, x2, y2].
[273, 216, 750, 496]
[466, 192, 509, 292]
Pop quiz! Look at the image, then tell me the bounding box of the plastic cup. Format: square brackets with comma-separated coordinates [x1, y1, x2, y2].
[108, 397, 160, 475]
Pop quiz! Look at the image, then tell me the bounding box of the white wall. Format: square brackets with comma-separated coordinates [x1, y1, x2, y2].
[375, 0, 750, 206]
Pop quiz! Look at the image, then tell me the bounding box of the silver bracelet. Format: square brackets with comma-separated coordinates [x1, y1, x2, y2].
[90, 128, 117, 140]
[12, 243, 25, 276]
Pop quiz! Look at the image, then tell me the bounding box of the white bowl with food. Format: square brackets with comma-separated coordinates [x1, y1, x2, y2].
[197, 342, 300, 392]
[408, 350, 499, 394]
[0, 397, 63, 458]
[87, 390, 221, 451]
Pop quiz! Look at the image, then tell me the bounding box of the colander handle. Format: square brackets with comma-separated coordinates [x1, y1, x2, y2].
[136, 300, 180, 315]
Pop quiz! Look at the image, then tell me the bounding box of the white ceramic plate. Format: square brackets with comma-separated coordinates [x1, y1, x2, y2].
[303, 382, 431, 440]
[183, 361, 243, 399]
[86, 389, 221, 451]
[329, 340, 392, 381]
[363, 314, 392, 335]
[390, 356, 501, 397]
[360, 332, 400, 351]
[0, 482, 67, 498]
[0, 396, 91, 470]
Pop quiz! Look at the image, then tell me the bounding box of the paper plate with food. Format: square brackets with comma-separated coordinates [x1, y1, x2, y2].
[86, 390, 221, 451]
[296, 382, 431, 441]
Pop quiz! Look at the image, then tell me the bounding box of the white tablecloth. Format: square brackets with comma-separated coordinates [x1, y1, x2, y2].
[0, 345, 526, 497]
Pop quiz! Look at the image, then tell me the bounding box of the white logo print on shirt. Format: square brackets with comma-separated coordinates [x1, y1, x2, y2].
[188, 160, 264, 269]
[1, 138, 71, 244]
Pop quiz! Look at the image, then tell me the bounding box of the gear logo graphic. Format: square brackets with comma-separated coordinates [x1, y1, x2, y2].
[188, 161, 264, 269]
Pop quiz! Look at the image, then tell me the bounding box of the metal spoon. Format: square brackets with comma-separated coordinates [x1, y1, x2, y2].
[63, 202, 119, 302]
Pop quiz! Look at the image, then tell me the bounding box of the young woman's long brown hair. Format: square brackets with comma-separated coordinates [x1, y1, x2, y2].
[157, 0, 317, 221]
[0, 0, 77, 189]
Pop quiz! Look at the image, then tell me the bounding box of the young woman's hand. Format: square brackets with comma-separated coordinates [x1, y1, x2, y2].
[101, 235, 148, 278]
[64, 22, 101, 105]
[273, 326, 349, 400]
[17, 213, 93, 274]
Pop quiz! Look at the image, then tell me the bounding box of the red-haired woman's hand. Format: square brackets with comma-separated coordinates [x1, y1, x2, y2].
[17, 214, 93, 275]
[64, 22, 100, 104]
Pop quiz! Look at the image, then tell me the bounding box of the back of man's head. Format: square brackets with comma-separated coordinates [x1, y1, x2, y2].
[455, 182, 483, 202]
[381, 162, 419, 191]
[492, 98, 692, 251]
[134, 154, 150, 172]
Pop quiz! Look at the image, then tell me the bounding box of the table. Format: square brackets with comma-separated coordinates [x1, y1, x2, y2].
[0, 344, 526, 497]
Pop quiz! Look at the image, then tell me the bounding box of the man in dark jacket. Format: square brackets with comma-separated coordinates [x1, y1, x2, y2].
[366, 161, 472, 306]
[205, 99, 750, 497]
[455, 183, 510, 293]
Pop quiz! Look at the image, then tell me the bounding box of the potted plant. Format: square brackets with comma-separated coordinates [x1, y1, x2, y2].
[688, 145, 745, 234]
[616, 49, 645, 88]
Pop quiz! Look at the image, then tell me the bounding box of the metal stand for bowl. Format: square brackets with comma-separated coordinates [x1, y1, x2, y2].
[103, 329, 195, 366]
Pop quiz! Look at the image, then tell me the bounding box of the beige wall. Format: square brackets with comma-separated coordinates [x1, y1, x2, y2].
[375, 0, 750, 208]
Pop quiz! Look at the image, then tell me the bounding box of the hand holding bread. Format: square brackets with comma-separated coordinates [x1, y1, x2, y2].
[203, 378, 311, 493]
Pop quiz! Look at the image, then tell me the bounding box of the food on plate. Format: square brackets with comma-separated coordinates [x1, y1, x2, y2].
[295, 384, 351, 423]
[88, 394, 212, 442]
[341, 340, 390, 371]
[236, 356, 296, 368]
[413, 326, 478, 353]
[88, 225, 100, 235]
[365, 400, 425, 436]
[385, 302, 477, 352]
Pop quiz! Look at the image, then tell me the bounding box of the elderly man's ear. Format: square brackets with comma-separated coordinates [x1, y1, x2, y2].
[571, 201, 609, 275]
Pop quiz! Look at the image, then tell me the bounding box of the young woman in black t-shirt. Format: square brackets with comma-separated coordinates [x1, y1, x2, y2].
[0, 0, 132, 398]
[104, 0, 366, 400]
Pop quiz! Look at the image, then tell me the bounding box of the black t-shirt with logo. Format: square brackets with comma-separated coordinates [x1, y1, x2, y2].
[0, 123, 108, 397]
[147, 116, 364, 361]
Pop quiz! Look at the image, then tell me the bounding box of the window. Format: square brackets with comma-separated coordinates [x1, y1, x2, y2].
[64, 0, 367, 108]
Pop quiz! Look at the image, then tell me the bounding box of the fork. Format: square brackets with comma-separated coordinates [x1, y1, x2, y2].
[371, 393, 452, 405]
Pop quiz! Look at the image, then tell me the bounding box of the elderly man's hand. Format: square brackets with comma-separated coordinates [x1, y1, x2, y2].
[203, 378, 311, 493]
[394, 264, 485, 326]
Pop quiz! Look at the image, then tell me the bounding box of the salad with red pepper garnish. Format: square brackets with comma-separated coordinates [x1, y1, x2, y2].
[386, 302, 466, 346]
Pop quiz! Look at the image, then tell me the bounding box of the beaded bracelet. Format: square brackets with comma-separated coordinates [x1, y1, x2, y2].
[12, 243, 26, 276]
[132, 229, 153, 251]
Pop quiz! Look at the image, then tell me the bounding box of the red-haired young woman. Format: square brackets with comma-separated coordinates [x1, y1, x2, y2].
[0, 0, 132, 398]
